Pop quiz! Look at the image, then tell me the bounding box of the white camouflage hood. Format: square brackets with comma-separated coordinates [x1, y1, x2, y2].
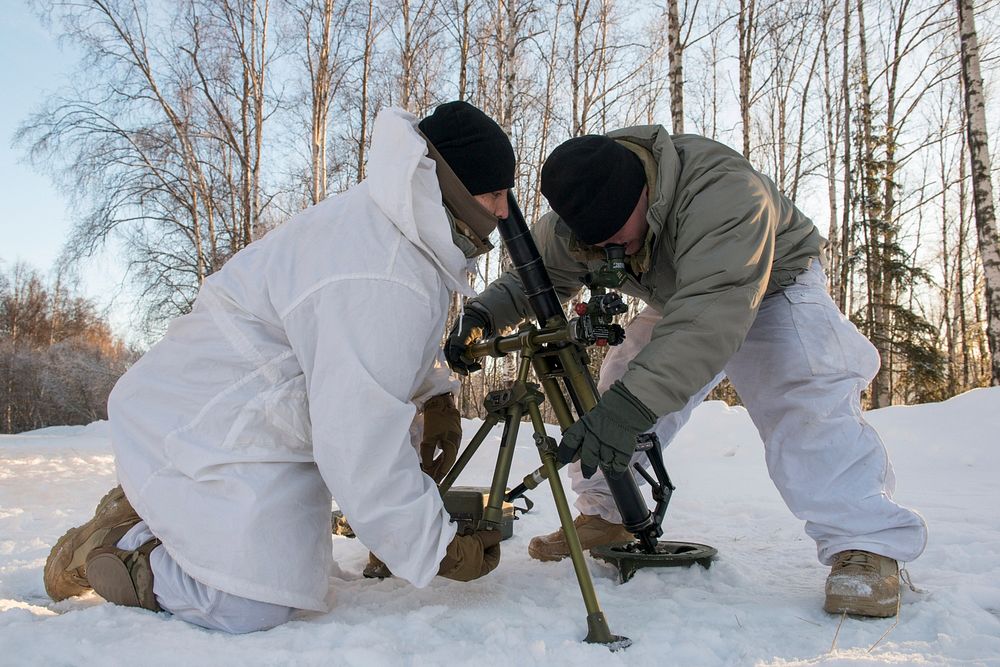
[366, 108, 476, 297]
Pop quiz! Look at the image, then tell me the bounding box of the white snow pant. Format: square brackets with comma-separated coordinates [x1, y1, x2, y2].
[570, 262, 928, 565]
[117, 521, 296, 633]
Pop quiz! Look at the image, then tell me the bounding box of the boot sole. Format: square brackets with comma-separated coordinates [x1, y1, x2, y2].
[43, 486, 138, 601]
[362, 564, 394, 579]
[87, 543, 161, 612]
[526, 542, 630, 562]
[527, 530, 635, 563]
[823, 593, 898, 618]
[527, 541, 568, 562]
[87, 551, 143, 607]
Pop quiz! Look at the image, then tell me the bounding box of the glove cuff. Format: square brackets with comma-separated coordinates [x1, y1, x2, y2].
[463, 303, 494, 337]
[605, 381, 657, 426]
[423, 393, 456, 412]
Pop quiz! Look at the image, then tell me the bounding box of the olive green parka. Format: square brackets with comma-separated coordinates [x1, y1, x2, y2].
[469, 125, 826, 417]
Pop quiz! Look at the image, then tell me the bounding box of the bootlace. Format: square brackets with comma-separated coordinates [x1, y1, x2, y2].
[899, 566, 924, 593]
[836, 550, 876, 570]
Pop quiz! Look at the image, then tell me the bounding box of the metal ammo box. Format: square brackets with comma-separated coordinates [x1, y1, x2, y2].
[443, 486, 516, 540]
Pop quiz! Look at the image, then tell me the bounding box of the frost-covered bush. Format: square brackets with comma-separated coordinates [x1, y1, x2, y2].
[0, 264, 136, 433]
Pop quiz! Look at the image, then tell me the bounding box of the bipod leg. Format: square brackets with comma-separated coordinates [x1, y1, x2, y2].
[524, 399, 631, 650]
[481, 356, 537, 530]
[439, 415, 501, 496]
[480, 405, 520, 530]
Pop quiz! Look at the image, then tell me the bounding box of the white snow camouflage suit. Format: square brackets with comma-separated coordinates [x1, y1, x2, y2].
[109, 108, 468, 614]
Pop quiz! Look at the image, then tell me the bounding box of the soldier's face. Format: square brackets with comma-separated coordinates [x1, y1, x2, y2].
[596, 187, 649, 256]
[473, 190, 510, 219]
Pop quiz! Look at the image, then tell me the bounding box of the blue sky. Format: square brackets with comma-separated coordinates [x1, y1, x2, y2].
[0, 2, 133, 338]
[1, 3, 74, 269]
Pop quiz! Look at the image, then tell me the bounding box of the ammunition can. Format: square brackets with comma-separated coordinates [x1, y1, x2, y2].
[443, 486, 516, 540]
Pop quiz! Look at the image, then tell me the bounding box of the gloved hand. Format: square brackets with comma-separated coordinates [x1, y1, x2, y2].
[438, 529, 502, 582]
[556, 381, 657, 479]
[419, 393, 462, 483]
[444, 308, 492, 375]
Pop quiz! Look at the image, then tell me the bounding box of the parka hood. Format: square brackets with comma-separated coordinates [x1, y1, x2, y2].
[366, 108, 476, 297]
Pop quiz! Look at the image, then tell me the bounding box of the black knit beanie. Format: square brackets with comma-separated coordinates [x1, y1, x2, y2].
[540, 135, 646, 245]
[418, 101, 515, 196]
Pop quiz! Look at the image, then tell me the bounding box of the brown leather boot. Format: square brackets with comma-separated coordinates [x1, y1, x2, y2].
[363, 551, 393, 579]
[527, 514, 633, 562]
[824, 550, 900, 617]
[44, 486, 141, 601]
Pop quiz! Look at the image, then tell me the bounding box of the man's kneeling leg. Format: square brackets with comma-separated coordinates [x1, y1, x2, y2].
[108, 522, 296, 634]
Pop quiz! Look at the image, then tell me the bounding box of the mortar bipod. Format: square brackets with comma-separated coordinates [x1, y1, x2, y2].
[438, 349, 631, 651]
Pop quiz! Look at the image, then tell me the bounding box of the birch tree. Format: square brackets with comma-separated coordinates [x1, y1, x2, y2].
[738, 0, 759, 158]
[292, 0, 352, 204]
[956, 0, 1000, 385]
[19, 1, 224, 328]
[666, 0, 684, 133]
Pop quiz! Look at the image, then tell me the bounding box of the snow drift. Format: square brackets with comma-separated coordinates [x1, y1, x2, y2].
[1, 389, 998, 665]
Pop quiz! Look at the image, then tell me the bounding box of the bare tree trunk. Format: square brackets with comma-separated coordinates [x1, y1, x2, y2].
[357, 0, 376, 182]
[790, 34, 821, 203]
[666, 0, 684, 134]
[473, 21, 489, 112]
[839, 0, 852, 312]
[738, 0, 757, 159]
[956, 0, 1000, 385]
[957, 132, 971, 386]
[528, 0, 565, 224]
[502, 0, 517, 132]
[400, 0, 414, 109]
[301, 0, 338, 204]
[879, 3, 905, 404]
[569, 0, 632, 137]
[455, 0, 472, 99]
[939, 120, 957, 394]
[192, 0, 272, 246]
[820, 0, 841, 298]
[709, 31, 718, 138]
[855, 0, 891, 407]
[571, 0, 591, 135]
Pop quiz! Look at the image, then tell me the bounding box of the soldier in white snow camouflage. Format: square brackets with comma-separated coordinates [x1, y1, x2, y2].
[44, 102, 516, 632]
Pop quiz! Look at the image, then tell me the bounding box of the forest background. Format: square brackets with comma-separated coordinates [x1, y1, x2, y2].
[2, 0, 999, 432]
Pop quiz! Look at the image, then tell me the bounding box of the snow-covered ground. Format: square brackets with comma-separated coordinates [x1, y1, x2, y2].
[2, 389, 999, 666]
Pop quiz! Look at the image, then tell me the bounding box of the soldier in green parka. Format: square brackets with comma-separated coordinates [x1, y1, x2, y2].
[445, 129, 927, 618]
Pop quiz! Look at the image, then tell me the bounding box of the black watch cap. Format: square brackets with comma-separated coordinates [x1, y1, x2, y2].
[418, 101, 515, 196]
[540, 135, 646, 244]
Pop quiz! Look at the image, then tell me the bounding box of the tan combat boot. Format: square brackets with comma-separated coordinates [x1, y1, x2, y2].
[44, 485, 141, 601]
[363, 551, 393, 579]
[527, 514, 633, 562]
[824, 550, 900, 618]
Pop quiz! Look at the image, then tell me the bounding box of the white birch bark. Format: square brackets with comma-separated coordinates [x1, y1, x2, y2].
[956, 0, 1000, 385]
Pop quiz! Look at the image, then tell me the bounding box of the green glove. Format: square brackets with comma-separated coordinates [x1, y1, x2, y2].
[556, 381, 657, 479]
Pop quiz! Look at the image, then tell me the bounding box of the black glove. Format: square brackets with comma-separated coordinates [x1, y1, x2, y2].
[444, 308, 492, 375]
[557, 381, 657, 479]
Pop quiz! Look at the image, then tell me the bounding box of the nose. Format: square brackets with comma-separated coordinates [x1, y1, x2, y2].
[494, 197, 509, 219]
